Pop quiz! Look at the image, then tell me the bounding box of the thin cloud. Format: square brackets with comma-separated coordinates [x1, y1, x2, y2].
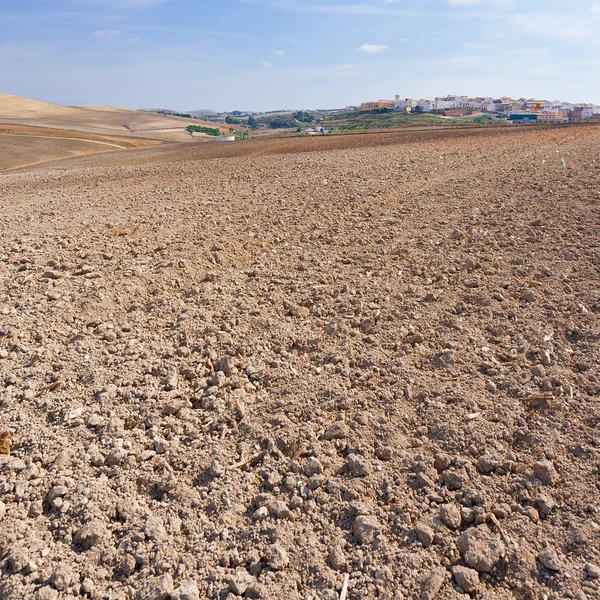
[261, 60, 273, 67]
[358, 43, 390, 53]
[444, 0, 483, 5]
[272, 49, 286, 55]
[83, 0, 168, 6]
[250, 2, 498, 19]
[336, 63, 353, 69]
[512, 12, 600, 43]
[591, 2, 600, 13]
[91, 29, 122, 40]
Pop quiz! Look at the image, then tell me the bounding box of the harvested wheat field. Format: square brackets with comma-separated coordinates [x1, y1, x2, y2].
[0, 94, 226, 144]
[1, 125, 600, 600]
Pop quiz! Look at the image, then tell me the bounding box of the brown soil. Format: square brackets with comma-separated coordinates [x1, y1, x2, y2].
[0, 125, 162, 172]
[0, 125, 599, 600]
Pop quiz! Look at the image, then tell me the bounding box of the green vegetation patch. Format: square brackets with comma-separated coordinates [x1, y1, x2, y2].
[186, 125, 221, 136]
[323, 109, 448, 132]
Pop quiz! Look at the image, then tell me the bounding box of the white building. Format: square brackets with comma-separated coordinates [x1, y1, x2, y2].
[394, 98, 408, 111]
[582, 107, 595, 119]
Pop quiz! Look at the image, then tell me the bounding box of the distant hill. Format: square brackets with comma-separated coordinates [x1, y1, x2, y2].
[188, 109, 217, 116]
[139, 108, 218, 117]
[0, 94, 228, 141]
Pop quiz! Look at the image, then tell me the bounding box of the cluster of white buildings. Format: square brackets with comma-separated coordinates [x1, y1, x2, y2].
[357, 94, 600, 123]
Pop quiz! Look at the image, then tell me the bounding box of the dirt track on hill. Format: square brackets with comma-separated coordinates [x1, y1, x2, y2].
[1, 126, 600, 600]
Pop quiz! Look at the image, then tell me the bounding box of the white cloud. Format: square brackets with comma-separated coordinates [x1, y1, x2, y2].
[91, 29, 122, 40]
[272, 49, 286, 55]
[591, 2, 600, 13]
[357, 43, 390, 53]
[336, 63, 353, 69]
[261, 60, 273, 68]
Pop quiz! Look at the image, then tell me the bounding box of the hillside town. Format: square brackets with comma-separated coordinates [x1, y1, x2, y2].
[355, 94, 600, 123]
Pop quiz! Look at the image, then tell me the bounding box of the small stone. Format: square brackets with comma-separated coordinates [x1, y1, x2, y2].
[252, 506, 268, 520]
[8, 548, 29, 572]
[442, 468, 469, 490]
[81, 578, 95, 595]
[359, 318, 376, 334]
[533, 460, 558, 485]
[209, 457, 224, 478]
[323, 422, 348, 440]
[25, 560, 38, 575]
[216, 355, 235, 376]
[51, 564, 73, 591]
[346, 453, 371, 477]
[304, 457, 324, 477]
[136, 574, 174, 600]
[41, 270, 61, 280]
[584, 563, 600, 579]
[229, 571, 254, 596]
[492, 504, 511, 519]
[267, 500, 291, 520]
[452, 566, 479, 594]
[535, 494, 555, 518]
[29, 500, 43, 518]
[66, 406, 85, 421]
[162, 398, 187, 415]
[246, 584, 268, 599]
[434, 453, 451, 472]
[476, 454, 501, 474]
[35, 586, 59, 600]
[171, 580, 200, 600]
[245, 360, 266, 381]
[522, 289, 535, 302]
[537, 547, 561, 571]
[264, 544, 289, 570]
[440, 504, 462, 529]
[105, 447, 128, 467]
[0, 500, 5, 520]
[461, 507, 475, 524]
[144, 516, 167, 542]
[421, 567, 446, 600]
[457, 525, 506, 573]
[485, 379, 497, 393]
[163, 373, 178, 391]
[353, 515, 381, 544]
[375, 445, 393, 461]
[74, 519, 107, 549]
[122, 554, 136, 577]
[531, 364, 546, 378]
[328, 544, 346, 571]
[416, 523, 435, 548]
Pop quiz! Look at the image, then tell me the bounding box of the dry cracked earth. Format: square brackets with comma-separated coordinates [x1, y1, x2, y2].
[1, 126, 600, 600]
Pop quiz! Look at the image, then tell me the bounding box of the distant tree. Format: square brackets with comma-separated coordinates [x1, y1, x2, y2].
[186, 125, 220, 136]
[293, 111, 314, 123]
[225, 115, 241, 125]
[260, 115, 297, 129]
[247, 115, 258, 129]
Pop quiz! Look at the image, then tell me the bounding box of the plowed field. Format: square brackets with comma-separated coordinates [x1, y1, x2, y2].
[1, 125, 599, 600]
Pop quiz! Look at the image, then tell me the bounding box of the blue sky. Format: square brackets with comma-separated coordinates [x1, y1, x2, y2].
[1, 0, 599, 111]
